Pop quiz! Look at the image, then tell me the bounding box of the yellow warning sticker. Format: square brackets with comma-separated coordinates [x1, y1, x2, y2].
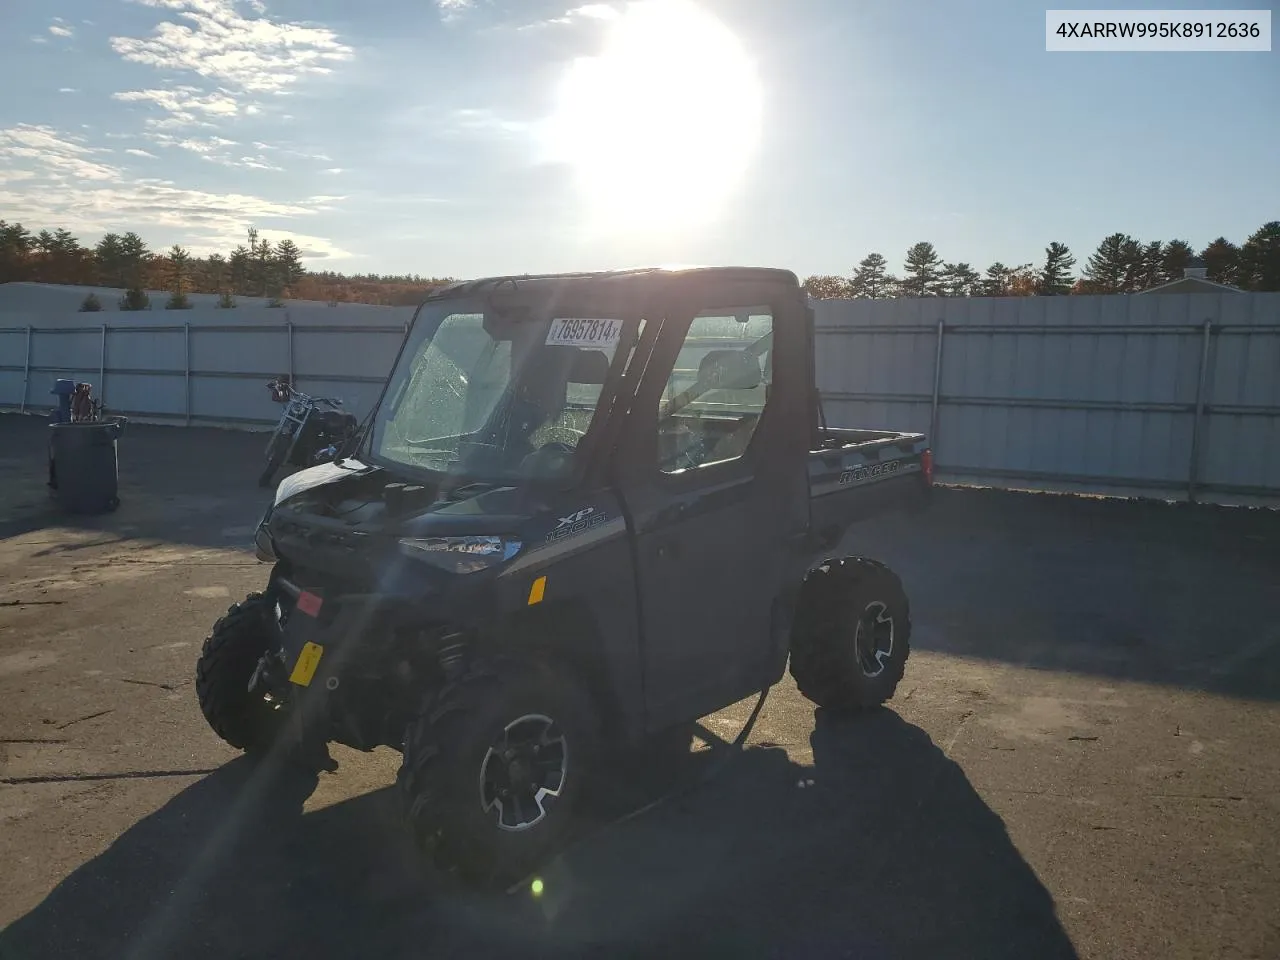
[288, 641, 325, 687]
[528, 576, 547, 605]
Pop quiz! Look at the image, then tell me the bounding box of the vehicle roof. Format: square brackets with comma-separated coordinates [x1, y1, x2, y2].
[424, 265, 802, 303]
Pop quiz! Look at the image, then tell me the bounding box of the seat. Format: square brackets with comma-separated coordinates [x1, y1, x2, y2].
[697, 349, 762, 390]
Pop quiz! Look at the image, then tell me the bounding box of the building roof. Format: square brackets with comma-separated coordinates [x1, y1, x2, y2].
[1137, 267, 1243, 296]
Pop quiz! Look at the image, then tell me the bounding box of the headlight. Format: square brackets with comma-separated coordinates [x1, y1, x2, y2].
[398, 535, 522, 574]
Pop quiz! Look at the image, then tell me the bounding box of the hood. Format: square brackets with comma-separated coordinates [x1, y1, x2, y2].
[273, 458, 374, 507]
[271, 459, 540, 539]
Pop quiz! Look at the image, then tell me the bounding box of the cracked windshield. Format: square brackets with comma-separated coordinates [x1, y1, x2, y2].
[374, 309, 632, 481]
[1, 0, 1276, 958]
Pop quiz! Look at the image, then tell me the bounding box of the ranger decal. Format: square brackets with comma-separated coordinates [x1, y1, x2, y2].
[839, 459, 903, 485]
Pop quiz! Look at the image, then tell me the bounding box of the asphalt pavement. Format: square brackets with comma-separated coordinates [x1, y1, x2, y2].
[0, 413, 1277, 960]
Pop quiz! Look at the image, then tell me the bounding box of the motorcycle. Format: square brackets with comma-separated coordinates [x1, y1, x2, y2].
[258, 375, 359, 488]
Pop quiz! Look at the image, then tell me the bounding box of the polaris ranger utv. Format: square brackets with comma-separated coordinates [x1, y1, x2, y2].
[196, 266, 932, 886]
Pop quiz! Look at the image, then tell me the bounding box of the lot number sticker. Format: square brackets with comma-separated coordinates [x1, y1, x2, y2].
[546, 318, 622, 349]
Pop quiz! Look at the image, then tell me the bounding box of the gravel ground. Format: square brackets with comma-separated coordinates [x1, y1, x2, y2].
[0, 413, 1277, 960]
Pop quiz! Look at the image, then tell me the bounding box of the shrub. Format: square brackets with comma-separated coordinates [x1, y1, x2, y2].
[118, 287, 151, 311]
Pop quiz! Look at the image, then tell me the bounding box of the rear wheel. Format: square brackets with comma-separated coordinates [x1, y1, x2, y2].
[397, 657, 597, 888]
[788, 558, 911, 712]
[196, 592, 284, 751]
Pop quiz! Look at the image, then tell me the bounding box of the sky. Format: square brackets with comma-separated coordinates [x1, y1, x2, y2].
[1, 0, 1277, 280]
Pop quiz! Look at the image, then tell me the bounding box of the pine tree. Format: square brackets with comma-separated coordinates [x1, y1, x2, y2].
[32, 228, 85, 285]
[1038, 242, 1076, 295]
[165, 244, 192, 309]
[901, 242, 942, 297]
[1083, 233, 1138, 293]
[228, 244, 251, 296]
[118, 287, 151, 311]
[1160, 239, 1195, 282]
[1135, 241, 1164, 290]
[0, 220, 34, 282]
[848, 252, 895, 298]
[938, 262, 980, 297]
[1200, 237, 1240, 287]
[246, 227, 278, 298]
[203, 253, 227, 296]
[274, 238, 304, 295]
[94, 233, 126, 287]
[982, 262, 1015, 296]
[1237, 221, 1280, 291]
[117, 232, 150, 290]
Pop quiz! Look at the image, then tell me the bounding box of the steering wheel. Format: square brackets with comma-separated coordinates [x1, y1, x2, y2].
[531, 423, 586, 448]
[520, 441, 577, 477]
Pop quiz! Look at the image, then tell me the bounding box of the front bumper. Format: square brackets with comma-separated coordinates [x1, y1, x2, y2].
[255, 516, 276, 563]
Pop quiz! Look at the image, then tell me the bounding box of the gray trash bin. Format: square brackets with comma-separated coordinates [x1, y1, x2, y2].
[49, 416, 128, 514]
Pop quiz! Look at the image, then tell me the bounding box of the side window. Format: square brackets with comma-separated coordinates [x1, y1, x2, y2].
[656, 308, 773, 475]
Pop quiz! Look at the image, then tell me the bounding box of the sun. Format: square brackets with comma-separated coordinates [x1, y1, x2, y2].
[543, 0, 763, 232]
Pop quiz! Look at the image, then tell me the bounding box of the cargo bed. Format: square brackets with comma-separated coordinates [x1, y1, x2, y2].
[807, 427, 931, 552]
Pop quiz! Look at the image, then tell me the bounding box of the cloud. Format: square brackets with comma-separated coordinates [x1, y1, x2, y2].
[142, 131, 283, 170]
[0, 125, 121, 182]
[216, 155, 284, 171]
[126, 148, 160, 158]
[0, 123, 345, 255]
[253, 229, 352, 260]
[567, 3, 620, 20]
[50, 23, 74, 38]
[448, 108, 529, 138]
[255, 143, 332, 161]
[149, 133, 240, 154]
[111, 0, 353, 95]
[59, 88, 78, 94]
[112, 86, 240, 129]
[519, 3, 622, 29]
[437, 0, 473, 19]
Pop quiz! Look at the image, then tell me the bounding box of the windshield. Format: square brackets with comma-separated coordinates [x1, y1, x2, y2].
[371, 301, 636, 484]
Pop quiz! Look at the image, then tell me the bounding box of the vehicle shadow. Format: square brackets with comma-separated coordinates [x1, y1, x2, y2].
[843, 486, 1280, 703]
[0, 710, 1078, 960]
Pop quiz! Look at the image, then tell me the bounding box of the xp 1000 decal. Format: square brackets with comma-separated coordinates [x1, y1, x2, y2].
[546, 506, 609, 543]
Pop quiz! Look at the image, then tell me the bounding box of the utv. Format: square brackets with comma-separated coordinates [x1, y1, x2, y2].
[196, 267, 933, 887]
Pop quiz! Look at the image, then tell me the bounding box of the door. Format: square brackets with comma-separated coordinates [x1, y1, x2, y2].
[616, 295, 811, 732]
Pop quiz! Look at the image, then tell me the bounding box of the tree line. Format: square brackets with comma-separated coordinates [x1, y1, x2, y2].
[0, 220, 456, 309]
[3, 217, 1277, 307]
[801, 221, 1280, 299]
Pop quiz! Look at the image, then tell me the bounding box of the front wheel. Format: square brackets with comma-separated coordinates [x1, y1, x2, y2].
[397, 657, 597, 888]
[196, 592, 285, 751]
[788, 558, 912, 713]
[258, 433, 288, 488]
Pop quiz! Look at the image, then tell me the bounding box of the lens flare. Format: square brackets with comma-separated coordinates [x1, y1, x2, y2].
[543, 0, 763, 233]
